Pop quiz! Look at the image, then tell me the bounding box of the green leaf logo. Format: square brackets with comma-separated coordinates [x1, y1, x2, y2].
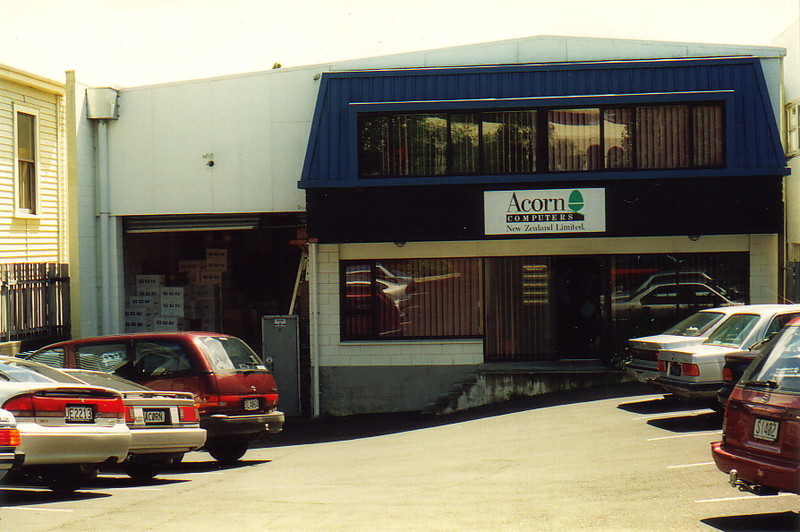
[568, 190, 584, 212]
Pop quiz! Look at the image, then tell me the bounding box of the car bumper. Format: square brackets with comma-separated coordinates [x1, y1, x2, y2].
[16, 422, 132, 466]
[128, 427, 207, 455]
[711, 441, 800, 495]
[0, 448, 17, 470]
[652, 376, 721, 399]
[624, 361, 659, 383]
[201, 410, 285, 438]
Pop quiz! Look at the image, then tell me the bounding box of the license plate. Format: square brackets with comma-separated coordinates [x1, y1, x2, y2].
[753, 418, 780, 442]
[669, 363, 681, 377]
[143, 409, 168, 424]
[65, 405, 94, 423]
[243, 398, 260, 411]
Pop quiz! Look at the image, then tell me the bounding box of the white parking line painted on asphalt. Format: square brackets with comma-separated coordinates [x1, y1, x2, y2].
[2, 507, 74, 513]
[667, 461, 715, 469]
[647, 431, 722, 442]
[694, 493, 795, 504]
[632, 409, 715, 421]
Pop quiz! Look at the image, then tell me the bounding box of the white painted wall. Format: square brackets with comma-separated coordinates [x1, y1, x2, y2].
[774, 21, 800, 259]
[100, 36, 784, 218]
[0, 65, 66, 264]
[105, 66, 320, 215]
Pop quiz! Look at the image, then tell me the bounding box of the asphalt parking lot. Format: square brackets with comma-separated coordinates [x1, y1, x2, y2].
[1, 382, 798, 531]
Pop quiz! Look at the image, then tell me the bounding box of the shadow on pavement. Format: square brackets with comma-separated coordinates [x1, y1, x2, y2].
[617, 394, 712, 415]
[256, 381, 655, 448]
[702, 510, 800, 531]
[647, 411, 723, 433]
[164, 459, 270, 474]
[0, 486, 111, 506]
[89, 475, 191, 489]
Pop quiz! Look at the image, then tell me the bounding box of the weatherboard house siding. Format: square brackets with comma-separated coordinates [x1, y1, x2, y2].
[0, 65, 66, 264]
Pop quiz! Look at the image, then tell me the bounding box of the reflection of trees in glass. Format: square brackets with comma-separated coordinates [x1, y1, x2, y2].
[451, 114, 479, 174]
[357, 103, 724, 177]
[483, 111, 536, 173]
[391, 114, 447, 176]
[358, 116, 390, 176]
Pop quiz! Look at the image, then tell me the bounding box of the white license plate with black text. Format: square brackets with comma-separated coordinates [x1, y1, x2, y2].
[65, 404, 94, 423]
[243, 398, 260, 411]
[753, 418, 779, 442]
[143, 409, 168, 424]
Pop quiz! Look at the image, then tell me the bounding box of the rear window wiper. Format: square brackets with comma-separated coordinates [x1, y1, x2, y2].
[742, 379, 780, 389]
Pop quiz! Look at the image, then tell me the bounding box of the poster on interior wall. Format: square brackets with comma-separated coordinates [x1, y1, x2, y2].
[483, 188, 606, 235]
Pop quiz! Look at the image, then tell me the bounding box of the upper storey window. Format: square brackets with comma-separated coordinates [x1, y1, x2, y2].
[14, 107, 39, 215]
[358, 103, 724, 178]
[786, 101, 800, 157]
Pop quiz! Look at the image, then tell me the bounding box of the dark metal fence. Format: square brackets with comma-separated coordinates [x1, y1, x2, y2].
[0, 263, 70, 343]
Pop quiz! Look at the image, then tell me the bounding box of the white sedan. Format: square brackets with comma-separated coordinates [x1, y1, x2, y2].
[0, 357, 132, 492]
[0, 408, 21, 480]
[654, 304, 800, 403]
[625, 306, 745, 384]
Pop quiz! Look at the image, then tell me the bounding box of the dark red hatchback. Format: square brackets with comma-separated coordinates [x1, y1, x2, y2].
[27, 332, 284, 463]
[711, 318, 800, 495]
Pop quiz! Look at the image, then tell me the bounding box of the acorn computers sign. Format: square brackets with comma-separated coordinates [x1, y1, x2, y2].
[484, 188, 606, 235]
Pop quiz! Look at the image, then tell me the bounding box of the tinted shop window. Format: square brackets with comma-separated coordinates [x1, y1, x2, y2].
[693, 104, 724, 167]
[451, 113, 480, 174]
[482, 111, 537, 174]
[341, 259, 483, 340]
[358, 103, 723, 178]
[358, 116, 390, 176]
[547, 108, 601, 171]
[604, 108, 634, 169]
[610, 252, 748, 340]
[393, 114, 448, 176]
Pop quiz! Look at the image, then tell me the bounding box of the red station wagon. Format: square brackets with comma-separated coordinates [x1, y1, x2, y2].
[27, 332, 284, 464]
[711, 318, 800, 496]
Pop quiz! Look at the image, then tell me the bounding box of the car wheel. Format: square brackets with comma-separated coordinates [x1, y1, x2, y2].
[46, 464, 99, 493]
[122, 461, 163, 481]
[208, 439, 249, 464]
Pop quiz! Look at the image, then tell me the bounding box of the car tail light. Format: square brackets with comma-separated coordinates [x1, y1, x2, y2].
[722, 367, 733, 382]
[90, 395, 125, 420]
[125, 407, 136, 423]
[3, 391, 125, 422]
[265, 393, 279, 408]
[195, 394, 221, 412]
[681, 363, 700, 377]
[3, 395, 35, 417]
[178, 406, 200, 423]
[0, 427, 21, 446]
[657, 360, 667, 373]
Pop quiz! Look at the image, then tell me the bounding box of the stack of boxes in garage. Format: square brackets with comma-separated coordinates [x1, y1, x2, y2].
[124, 249, 226, 333]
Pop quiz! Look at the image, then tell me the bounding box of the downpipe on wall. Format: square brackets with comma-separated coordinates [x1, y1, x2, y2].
[86, 87, 120, 335]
